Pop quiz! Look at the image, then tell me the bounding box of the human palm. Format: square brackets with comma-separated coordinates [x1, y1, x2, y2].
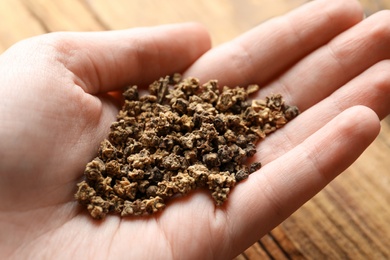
[1, 0, 390, 259]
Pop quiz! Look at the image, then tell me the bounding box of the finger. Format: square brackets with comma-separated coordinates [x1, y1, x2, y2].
[226, 106, 380, 256]
[256, 10, 390, 111]
[34, 23, 211, 94]
[184, 0, 363, 86]
[256, 59, 390, 165]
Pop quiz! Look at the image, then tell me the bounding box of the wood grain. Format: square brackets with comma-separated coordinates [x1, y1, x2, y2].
[1, 0, 389, 259]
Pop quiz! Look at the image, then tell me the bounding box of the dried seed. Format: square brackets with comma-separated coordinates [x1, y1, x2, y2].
[75, 75, 299, 219]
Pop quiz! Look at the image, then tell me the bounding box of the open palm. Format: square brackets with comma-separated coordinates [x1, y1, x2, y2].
[1, 0, 390, 259]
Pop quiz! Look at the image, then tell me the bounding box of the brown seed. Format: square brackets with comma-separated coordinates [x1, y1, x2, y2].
[75, 74, 299, 219]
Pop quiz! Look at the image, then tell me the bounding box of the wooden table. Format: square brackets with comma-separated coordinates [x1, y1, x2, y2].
[1, 0, 389, 259]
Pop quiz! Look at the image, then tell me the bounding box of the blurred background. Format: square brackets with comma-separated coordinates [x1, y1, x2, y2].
[1, 0, 389, 259]
[1, 0, 390, 51]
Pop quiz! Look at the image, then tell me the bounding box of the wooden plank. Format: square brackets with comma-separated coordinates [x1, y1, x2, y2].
[0, 0, 46, 52]
[234, 253, 248, 260]
[270, 226, 305, 259]
[360, 0, 390, 15]
[259, 233, 290, 260]
[21, 0, 105, 32]
[241, 240, 271, 260]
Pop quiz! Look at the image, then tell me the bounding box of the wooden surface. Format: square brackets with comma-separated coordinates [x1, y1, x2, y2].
[1, 0, 389, 259]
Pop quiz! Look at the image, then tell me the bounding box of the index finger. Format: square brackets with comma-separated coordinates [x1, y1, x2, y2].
[184, 0, 363, 87]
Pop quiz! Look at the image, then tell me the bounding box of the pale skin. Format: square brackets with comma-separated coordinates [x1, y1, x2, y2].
[1, 0, 390, 259]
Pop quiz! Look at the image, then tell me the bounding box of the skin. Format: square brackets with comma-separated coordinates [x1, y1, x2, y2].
[0, 0, 389, 258]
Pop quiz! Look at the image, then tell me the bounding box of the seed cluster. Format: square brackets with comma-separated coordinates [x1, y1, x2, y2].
[75, 75, 299, 219]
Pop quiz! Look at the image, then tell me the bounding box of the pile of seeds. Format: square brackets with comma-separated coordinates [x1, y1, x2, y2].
[75, 75, 299, 219]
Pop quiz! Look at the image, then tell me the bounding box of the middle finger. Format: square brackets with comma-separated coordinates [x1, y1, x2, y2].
[257, 10, 390, 110]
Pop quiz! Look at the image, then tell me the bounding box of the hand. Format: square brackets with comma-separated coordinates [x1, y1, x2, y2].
[1, 0, 389, 259]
